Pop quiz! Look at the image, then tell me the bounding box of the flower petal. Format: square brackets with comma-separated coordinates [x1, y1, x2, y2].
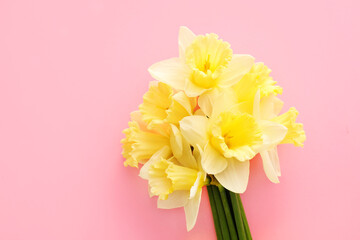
[202, 144, 228, 174]
[130, 110, 147, 131]
[179, 115, 208, 148]
[269, 147, 281, 176]
[170, 124, 183, 159]
[260, 94, 284, 120]
[157, 190, 189, 209]
[257, 120, 287, 151]
[184, 79, 208, 97]
[260, 149, 280, 183]
[148, 58, 191, 90]
[215, 159, 250, 193]
[178, 26, 196, 59]
[184, 190, 202, 231]
[218, 54, 255, 88]
[139, 146, 171, 180]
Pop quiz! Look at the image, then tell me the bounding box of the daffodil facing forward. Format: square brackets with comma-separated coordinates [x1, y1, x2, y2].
[179, 94, 287, 193]
[148, 27, 255, 97]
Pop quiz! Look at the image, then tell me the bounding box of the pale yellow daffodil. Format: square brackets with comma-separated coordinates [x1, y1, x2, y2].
[180, 91, 287, 193]
[139, 125, 207, 231]
[121, 111, 170, 168]
[253, 91, 306, 183]
[122, 81, 197, 167]
[148, 27, 255, 97]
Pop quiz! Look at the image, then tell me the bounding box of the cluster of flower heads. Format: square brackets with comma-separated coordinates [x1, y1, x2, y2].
[122, 27, 305, 231]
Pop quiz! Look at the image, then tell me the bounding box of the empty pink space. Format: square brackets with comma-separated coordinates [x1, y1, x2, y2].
[0, 0, 359, 239]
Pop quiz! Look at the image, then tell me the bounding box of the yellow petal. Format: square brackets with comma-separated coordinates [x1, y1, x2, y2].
[170, 124, 198, 169]
[260, 149, 280, 183]
[166, 91, 194, 125]
[178, 26, 196, 60]
[257, 120, 288, 150]
[179, 115, 208, 148]
[157, 190, 189, 209]
[201, 143, 228, 174]
[218, 54, 255, 88]
[184, 79, 208, 97]
[184, 190, 202, 231]
[170, 124, 183, 160]
[215, 159, 250, 193]
[259, 94, 284, 120]
[148, 57, 191, 90]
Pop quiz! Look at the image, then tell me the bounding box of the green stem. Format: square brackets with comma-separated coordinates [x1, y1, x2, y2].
[237, 194, 252, 240]
[218, 186, 238, 240]
[211, 185, 230, 239]
[207, 186, 223, 240]
[229, 192, 247, 240]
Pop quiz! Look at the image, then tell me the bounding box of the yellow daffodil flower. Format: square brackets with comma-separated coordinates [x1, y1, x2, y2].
[253, 91, 306, 183]
[148, 27, 255, 97]
[121, 111, 171, 168]
[122, 82, 197, 168]
[139, 125, 207, 231]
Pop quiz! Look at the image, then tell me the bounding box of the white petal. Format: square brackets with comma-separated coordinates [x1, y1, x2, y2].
[215, 159, 250, 193]
[184, 190, 202, 231]
[260, 150, 279, 183]
[218, 54, 255, 88]
[170, 124, 183, 160]
[157, 190, 189, 209]
[179, 115, 208, 148]
[202, 144, 228, 174]
[178, 26, 196, 59]
[148, 58, 191, 90]
[184, 79, 208, 97]
[260, 94, 284, 120]
[269, 147, 281, 176]
[139, 146, 171, 179]
[257, 120, 287, 151]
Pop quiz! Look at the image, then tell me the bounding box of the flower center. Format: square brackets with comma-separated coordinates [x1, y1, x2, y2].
[210, 112, 263, 160]
[185, 33, 232, 89]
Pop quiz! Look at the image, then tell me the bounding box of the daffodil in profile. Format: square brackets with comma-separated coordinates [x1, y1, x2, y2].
[148, 27, 255, 97]
[253, 92, 306, 183]
[139, 125, 207, 231]
[121, 111, 170, 168]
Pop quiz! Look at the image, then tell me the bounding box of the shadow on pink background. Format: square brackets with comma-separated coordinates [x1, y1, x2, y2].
[1, 0, 359, 239]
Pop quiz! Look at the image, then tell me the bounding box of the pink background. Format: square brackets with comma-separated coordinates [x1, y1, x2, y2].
[1, 0, 359, 239]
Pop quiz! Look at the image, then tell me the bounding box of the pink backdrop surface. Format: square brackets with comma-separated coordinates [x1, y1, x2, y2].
[1, 0, 359, 239]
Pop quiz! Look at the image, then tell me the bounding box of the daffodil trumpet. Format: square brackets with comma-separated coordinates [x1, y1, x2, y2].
[121, 26, 305, 238]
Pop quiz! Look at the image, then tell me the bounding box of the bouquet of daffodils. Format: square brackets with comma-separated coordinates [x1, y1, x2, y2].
[122, 26, 305, 239]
